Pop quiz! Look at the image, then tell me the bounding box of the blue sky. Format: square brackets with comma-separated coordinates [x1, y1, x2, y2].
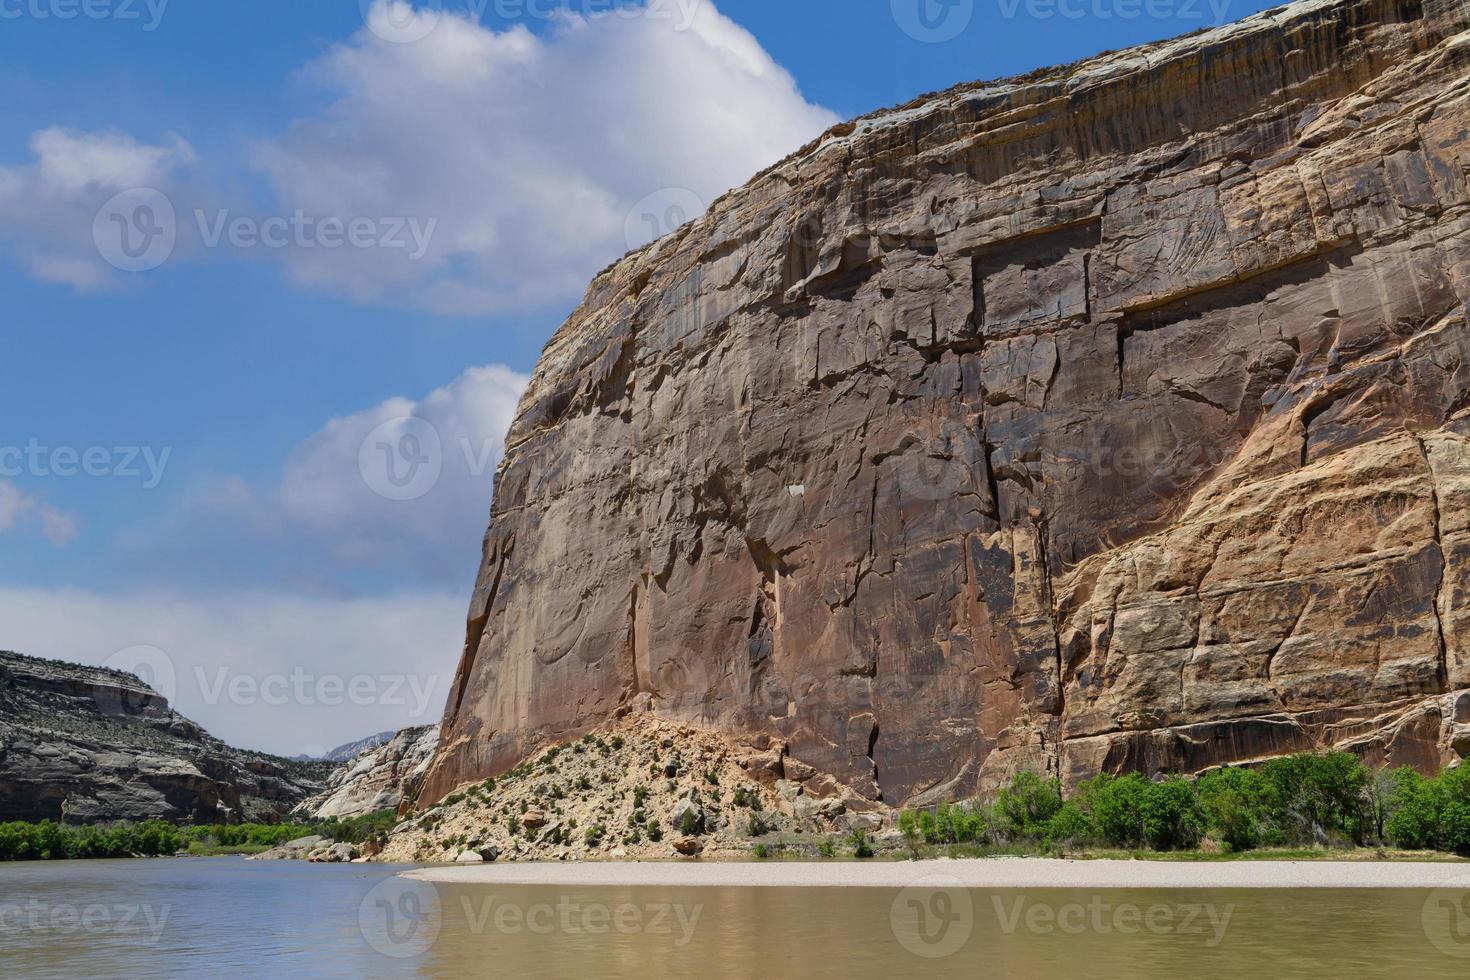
[0, 0, 1272, 754]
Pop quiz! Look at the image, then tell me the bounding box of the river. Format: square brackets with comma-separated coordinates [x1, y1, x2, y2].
[3, 857, 1470, 977]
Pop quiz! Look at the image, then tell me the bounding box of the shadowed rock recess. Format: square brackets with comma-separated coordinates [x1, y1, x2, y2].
[422, 0, 1470, 809]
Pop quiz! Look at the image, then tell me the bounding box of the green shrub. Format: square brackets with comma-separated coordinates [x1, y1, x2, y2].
[918, 810, 938, 844]
[1077, 773, 1150, 848]
[1385, 768, 1440, 850]
[1196, 767, 1270, 851]
[1044, 802, 1094, 845]
[1139, 777, 1206, 851]
[1260, 752, 1370, 845]
[994, 772, 1063, 839]
[848, 828, 874, 859]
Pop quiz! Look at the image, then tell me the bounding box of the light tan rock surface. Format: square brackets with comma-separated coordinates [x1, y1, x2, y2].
[422, 0, 1470, 807]
[293, 725, 439, 820]
[378, 719, 864, 863]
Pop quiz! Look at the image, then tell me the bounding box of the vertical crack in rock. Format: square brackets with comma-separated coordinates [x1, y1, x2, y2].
[867, 719, 882, 803]
[1415, 434, 1451, 690]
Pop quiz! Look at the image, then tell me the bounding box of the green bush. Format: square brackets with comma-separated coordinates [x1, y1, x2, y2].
[1385, 768, 1441, 850]
[1197, 767, 1271, 851]
[1044, 802, 1094, 845]
[1077, 773, 1150, 848]
[1138, 777, 1206, 851]
[1259, 752, 1370, 845]
[994, 772, 1063, 839]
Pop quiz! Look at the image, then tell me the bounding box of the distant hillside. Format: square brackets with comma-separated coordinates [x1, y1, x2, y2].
[0, 651, 334, 824]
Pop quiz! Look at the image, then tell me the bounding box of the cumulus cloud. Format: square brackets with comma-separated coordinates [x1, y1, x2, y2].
[255, 0, 838, 312]
[120, 364, 529, 591]
[0, 127, 194, 289]
[11, 365, 529, 753]
[280, 363, 529, 570]
[0, 587, 465, 756]
[0, 479, 79, 546]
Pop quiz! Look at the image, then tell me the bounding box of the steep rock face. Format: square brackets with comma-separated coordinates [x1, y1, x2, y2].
[293, 725, 439, 820]
[423, 0, 1470, 807]
[0, 652, 329, 824]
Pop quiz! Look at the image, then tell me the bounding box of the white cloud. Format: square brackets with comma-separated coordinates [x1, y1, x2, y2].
[0, 479, 79, 546]
[0, 127, 194, 289]
[0, 587, 464, 756]
[256, 0, 838, 313]
[280, 363, 530, 570]
[120, 364, 529, 590]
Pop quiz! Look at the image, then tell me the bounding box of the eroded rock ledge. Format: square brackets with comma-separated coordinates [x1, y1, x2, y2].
[422, 0, 1470, 807]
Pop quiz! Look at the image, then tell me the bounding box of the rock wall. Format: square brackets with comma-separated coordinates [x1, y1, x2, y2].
[294, 725, 439, 820]
[422, 0, 1470, 808]
[0, 652, 328, 824]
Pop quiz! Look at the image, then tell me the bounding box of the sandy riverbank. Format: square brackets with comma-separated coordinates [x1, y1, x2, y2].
[404, 858, 1470, 890]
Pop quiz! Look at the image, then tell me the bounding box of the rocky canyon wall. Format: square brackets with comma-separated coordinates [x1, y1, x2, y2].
[422, 0, 1470, 809]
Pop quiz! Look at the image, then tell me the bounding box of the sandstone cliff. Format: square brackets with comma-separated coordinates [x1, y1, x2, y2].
[423, 0, 1470, 809]
[0, 652, 329, 824]
[293, 725, 439, 820]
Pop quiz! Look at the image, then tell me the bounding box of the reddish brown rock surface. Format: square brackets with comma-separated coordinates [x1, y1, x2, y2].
[422, 0, 1470, 808]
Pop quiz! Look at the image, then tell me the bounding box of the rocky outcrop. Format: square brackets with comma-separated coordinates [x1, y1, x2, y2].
[422, 0, 1470, 808]
[292, 725, 439, 820]
[320, 731, 396, 764]
[378, 718, 862, 863]
[0, 652, 330, 824]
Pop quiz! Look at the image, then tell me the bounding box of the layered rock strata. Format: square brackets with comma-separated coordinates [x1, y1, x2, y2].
[0, 651, 329, 823]
[293, 725, 439, 820]
[423, 0, 1470, 807]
